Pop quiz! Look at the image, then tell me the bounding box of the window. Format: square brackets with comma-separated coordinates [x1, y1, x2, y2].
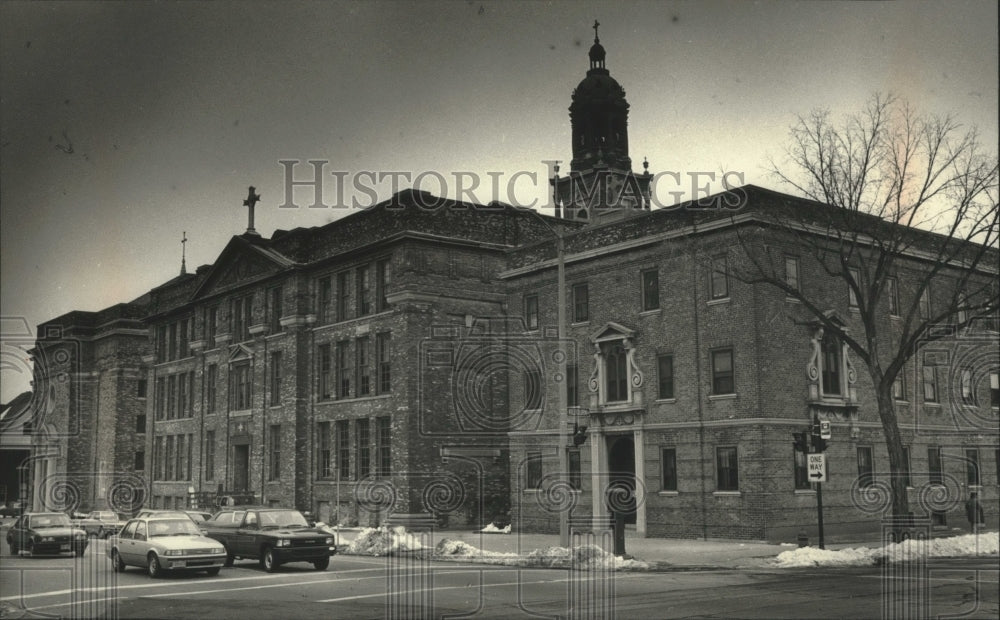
[205, 431, 215, 481]
[901, 446, 911, 487]
[794, 446, 810, 490]
[268, 425, 281, 481]
[318, 344, 333, 400]
[821, 331, 842, 396]
[155, 377, 165, 420]
[641, 269, 660, 311]
[848, 267, 860, 308]
[232, 363, 251, 410]
[336, 271, 350, 322]
[716, 447, 739, 491]
[376, 258, 390, 312]
[136, 414, 146, 434]
[376, 417, 391, 477]
[711, 349, 734, 395]
[604, 342, 628, 402]
[992, 372, 1000, 408]
[318, 276, 332, 324]
[178, 372, 188, 417]
[524, 369, 542, 410]
[137, 378, 147, 399]
[356, 336, 370, 396]
[175, 434, 185, 481]
[206, 365, 217, 414]
[710, 256, 729, 299]
[269, 286, 283, 334]
[568, 449, 581, 490]
[923, 364, 938, 403]
[526, 452, 542, 489]
[232, 295, 253, 342]
[785, 256, 800, 292]
[376, 332, 391, 394]
[156, 325, 167, 363]
[524, 294, 539, 330]
[206, 306, 218, 345]
[165, 435, 174, 480]
[961, 367, 975, 405]
[928, 447, 943, 484]
[154, 436, 163, 480]
[966, 449, 980, 486]
[957, 293, 968, 325]
[134, 450, 145, 471]
[918, 288, 931, 320]
[857, 446, 874, 488]
[336, 420, 350, 480]
[573, 283, 589, 323]
[661, 448, 677, 491]
[168, 323, 177, 360]
[356, 265, 371, 316]
[566, 363, 578, 407]
[892, 371, 906, 401]
[336, 341, 351, 398]
[657, 354, 674, 400]
[356, 418, 371, 479]
[318, 422, 332, 479]
[167, 375, 176, 419]
[270, 351, 283, 406]
[886, 277, 899, 316]
[187, 372, 194, 414]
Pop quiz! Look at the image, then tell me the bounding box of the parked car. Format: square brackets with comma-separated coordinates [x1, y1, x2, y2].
[73, 511, 126, 538]
[134, 509, 194, 520]
[107, 516, 227, 577]
[0, 501, 24, 517]
[183, 510, 214, 524]
[202, 506, 336, 572]
[6, 512, 88, 557]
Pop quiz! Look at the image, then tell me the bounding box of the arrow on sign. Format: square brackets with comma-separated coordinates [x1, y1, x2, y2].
[809, 471, 823, 479]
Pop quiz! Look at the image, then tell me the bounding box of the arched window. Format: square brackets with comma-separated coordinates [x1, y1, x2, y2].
[821, 331, 842, 396]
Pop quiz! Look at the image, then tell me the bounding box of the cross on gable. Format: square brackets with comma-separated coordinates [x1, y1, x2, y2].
[242, 186, 261, 236]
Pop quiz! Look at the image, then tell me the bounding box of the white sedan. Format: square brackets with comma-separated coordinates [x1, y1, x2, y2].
[108, 516, 227, 577]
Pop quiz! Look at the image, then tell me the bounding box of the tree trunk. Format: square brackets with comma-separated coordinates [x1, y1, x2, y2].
[874, 379, 910, 539]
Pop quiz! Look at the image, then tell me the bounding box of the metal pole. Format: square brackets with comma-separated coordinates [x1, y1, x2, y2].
[816, 481, 825, 550]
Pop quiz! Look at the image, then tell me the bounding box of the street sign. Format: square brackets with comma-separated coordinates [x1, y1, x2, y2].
[819, 420, 831, 439]
[807, 454, 826, 482]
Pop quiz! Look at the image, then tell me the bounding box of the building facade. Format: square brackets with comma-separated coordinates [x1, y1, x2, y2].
[25, 34, 998, 539]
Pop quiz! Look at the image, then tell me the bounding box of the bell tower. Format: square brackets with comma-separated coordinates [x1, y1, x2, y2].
[552, 21, 652, 224]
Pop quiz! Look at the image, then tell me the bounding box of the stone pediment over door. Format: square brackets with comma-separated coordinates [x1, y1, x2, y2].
[229, 343, 254, 362]
[191, 236, 295, 301]
[589, 321, 636, 344]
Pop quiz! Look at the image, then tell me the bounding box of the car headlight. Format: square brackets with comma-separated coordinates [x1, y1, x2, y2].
[324, 537, 333, 545]
[212, 547, 226, 554]
[276, 539, 290, 547]
[42, 536, 55, 542]
[75, 533, 86, 539]
[164, 549, 184, 556]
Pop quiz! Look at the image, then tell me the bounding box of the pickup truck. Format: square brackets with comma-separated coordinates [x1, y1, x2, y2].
[200, 506, 336, 572]
[73, 511, 126, 538]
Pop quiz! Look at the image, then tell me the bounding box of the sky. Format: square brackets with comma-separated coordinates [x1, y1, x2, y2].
[1, 0, 997, 402]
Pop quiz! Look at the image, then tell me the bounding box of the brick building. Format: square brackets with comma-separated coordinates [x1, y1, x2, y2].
[26, 31, 998, 539]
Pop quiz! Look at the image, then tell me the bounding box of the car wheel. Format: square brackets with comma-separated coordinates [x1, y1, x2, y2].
[260, 547, 279, 573]
[9, 538, 17, 555]
[312, 556, 330, 571]
[147, 554, 163, 578]
[205, 566, 221, 576]
[223, 546, 234, 567]
[25, 540, 34, 557]
[111, 550, 126, 572]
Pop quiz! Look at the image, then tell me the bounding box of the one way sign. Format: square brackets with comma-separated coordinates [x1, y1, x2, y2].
[807, 454, 827, 483]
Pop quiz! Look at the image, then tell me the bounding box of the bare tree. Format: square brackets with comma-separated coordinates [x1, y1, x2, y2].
[733, 93, 998, 529]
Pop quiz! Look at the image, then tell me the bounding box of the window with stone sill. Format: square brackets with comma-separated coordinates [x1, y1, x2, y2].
[587, 324, 644, 408]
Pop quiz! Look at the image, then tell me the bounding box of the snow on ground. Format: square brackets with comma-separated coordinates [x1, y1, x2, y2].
[774, 532, 999, 568]
[479, 523, 511, 534]
[344, 526, 426, 556]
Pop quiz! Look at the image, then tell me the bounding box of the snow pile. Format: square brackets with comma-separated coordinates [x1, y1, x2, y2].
[343, 526, 425, 556]
[774, 532, 999, 568]
[433, 539, 648, 571]
[479, 523, 512, 534]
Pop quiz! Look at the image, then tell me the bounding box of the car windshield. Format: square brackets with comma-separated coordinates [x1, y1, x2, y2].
[259, 510, 309, 529]
[148, 519, 201, 536]
[29, 514, 71, 528]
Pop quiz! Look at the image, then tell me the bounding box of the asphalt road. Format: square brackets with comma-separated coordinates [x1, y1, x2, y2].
[1, 539, 997, 619]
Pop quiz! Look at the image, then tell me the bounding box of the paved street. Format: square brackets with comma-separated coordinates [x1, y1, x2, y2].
[1, 538, 997, 619]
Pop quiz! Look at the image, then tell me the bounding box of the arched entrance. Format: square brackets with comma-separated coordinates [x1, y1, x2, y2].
[606, 435, 636, 524]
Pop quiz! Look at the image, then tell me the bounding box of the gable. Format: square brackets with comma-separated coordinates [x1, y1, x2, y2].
[589, 321, 636, 343]
[192, 237, 295, 301]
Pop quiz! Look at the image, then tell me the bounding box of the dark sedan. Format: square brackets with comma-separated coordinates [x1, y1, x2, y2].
[6, 512, 88, 557]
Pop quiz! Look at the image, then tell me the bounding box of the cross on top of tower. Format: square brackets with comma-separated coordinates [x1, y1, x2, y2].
[593, 20, 600, 43]
[180, 231, 188, 275]
[242, 186, 261, 236]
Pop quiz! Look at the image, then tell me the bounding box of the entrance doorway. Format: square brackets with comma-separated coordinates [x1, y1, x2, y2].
[233, 444, 250, 492]
[607, 435, 636, 524]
